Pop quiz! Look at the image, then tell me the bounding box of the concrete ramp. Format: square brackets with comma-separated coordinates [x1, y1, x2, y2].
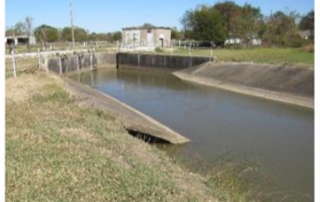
[62, 77, 190, 144]
[174, 62, 314, 108]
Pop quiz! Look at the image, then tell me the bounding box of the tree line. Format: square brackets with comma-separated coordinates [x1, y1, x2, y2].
[180, 1, 314, 47]
[6, 22, 122, 45]
[6, 1, 314, 48]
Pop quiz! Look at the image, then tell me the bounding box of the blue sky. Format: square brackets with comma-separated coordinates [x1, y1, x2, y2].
[6, 0, 314, 33]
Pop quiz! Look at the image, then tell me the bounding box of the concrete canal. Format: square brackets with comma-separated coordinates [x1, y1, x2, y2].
[70, 68, 314, 199]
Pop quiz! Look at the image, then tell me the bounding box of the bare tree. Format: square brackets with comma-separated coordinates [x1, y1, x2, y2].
[25, 16, 33, 52]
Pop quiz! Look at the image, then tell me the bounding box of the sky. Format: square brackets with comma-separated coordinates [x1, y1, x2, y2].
[5, 0, 314, 33]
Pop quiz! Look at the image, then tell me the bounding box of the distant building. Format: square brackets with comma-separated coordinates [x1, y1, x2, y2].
[122, 26, 171, 50]
[224, 38, 242, 46]
[298, 30, 311, 40]
[5, 34, 36, 46]
[224, 37, 262, 46]
[250, 38, 262, 46]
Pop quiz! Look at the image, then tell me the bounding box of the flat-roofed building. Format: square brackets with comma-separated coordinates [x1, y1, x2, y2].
[122, 26, 171, 50]
[5, 34, 36, 46]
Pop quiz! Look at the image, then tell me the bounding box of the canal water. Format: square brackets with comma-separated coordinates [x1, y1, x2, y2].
[70, 68, 314, 200]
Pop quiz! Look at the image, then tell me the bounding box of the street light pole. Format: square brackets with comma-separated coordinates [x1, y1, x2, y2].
[70, 2, 75, 49]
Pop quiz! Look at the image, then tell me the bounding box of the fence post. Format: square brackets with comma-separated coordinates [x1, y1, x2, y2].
[90, 54, 93, 70]
[138, 52, 141, 68]
[38, 48, 41, 69]
[76, 55, 79, 71]
[45, 56, 49, 72]
[11, 50, 17, 79]
[117, 41, 119, 53]
[59, 57, 62, 75]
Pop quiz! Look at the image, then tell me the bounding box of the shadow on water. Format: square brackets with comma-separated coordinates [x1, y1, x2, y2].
[70, 68, 314, 202]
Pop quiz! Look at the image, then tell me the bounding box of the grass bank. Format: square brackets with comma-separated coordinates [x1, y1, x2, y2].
[6, 59, 312, 201]
[161, 47, 314, 67]
[6, 68, 224, 201]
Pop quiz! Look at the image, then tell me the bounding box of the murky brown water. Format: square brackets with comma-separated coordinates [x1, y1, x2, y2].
[70, 68, 314, 200]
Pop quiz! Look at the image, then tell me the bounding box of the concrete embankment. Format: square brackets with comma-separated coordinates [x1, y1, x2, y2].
[62, 76, 189, 144]
[117, 53, 213, 70]
[174, 62, 314, 108]
[44, 52, 189, 143]
[47, 52, 116, 74]
[45, 52, 212, 73]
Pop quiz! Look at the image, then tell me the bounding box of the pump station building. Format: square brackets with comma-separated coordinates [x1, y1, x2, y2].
[122, 26, 171, 50]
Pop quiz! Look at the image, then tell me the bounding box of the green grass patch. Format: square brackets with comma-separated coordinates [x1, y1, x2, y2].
[165, 47, 314, 67]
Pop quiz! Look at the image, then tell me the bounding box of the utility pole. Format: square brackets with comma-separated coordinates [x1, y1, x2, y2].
[70, 2, 75, 48]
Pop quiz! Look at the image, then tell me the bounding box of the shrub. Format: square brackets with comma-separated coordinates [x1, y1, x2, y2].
[301, 44, 314, 53]
[155, 47, 164, 53]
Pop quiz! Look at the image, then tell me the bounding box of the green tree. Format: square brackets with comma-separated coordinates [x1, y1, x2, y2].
[181, 5, 226, 43]
[141, 23, 155, 29]
[237, 4, 262, 42]
[214, 1, 262, 43]
[299, 10, 314, 31]
[112, 31, 122, 41]
[34, 24, 59, 43]
[5, 26, 16, 36]
[263, 11, 299, 46]
[171, 27, 182, 39]
[13, 21, 26, 35]
[214, 1, 242, 38]
[299, 10, 314, 39]
[61, 27, 88, 42]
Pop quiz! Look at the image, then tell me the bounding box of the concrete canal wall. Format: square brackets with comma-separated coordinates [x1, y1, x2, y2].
[116, 53, 213, 70]
[45, 52, 314, 108]
[174, 62, 314, 108]
[47, 52, 117, 74]
[46, 52, 213, 73]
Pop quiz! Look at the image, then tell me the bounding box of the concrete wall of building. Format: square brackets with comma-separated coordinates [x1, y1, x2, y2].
[122, 30, 141, 47]
[122, 28, 171, 48]
[153, 29, 171, 47]
[5, 36, 36, 45]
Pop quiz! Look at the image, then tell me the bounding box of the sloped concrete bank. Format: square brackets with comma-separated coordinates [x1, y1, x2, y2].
[174, 62, 314, 108]
[62, 76, 190, 144]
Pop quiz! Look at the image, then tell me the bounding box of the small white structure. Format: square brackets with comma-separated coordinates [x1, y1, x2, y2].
[122, 26, 171, 51]
[225, 38, 262, 46]
[298, 30, 311, 40]
[225, 38, 242, 46]
[5, 35, 36, 46]
[251, 38, 262, 46]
